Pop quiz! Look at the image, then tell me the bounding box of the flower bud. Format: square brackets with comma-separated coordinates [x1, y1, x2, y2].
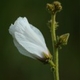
[47, 1, 62, 14]
[58, 33, 70, 45]
[9, 17, 52, 63]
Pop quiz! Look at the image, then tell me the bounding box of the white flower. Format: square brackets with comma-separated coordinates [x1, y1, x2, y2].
[9, 17, 51, 62]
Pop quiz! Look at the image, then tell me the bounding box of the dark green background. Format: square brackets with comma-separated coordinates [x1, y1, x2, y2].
[0, 0, 79, 80]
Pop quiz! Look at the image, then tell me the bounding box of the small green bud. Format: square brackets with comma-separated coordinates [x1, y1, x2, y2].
[59, 33, 70, 45]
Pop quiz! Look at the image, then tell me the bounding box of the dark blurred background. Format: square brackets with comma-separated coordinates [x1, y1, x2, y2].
[0, 0, 79, 80]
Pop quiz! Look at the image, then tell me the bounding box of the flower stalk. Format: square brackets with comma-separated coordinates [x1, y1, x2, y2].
[51, 14, 59, 80]
[47, 1, 62, 80]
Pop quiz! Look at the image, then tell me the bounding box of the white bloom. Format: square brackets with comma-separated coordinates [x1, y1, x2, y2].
[9, 17, 51, 62]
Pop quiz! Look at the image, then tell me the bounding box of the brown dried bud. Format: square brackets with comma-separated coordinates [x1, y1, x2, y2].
[47, 1, 62, 14]
[53, 1, 62, 12]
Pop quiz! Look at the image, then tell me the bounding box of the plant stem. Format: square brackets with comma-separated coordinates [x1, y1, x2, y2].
[51, 14, 59, 80]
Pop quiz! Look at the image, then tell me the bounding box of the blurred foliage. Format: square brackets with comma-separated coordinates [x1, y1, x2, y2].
[0, 0, 79, 80]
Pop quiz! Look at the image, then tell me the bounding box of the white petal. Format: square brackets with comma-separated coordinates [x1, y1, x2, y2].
[15, 32, 44, 58]
[13, 39, 34, 59]
[9, 17, 30, 37]
[30, 24, 45, 45]
[9, 24, 15, 37]
[9, 17, 47, 49]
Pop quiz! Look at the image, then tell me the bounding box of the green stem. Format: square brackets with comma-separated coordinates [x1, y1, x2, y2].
[51, 14, 59, 80]
[48, 59, 55, 69]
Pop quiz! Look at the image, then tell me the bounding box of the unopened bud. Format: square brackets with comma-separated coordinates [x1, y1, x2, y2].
[47, 1, 62, 14]
[59, 33, 70, 45]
